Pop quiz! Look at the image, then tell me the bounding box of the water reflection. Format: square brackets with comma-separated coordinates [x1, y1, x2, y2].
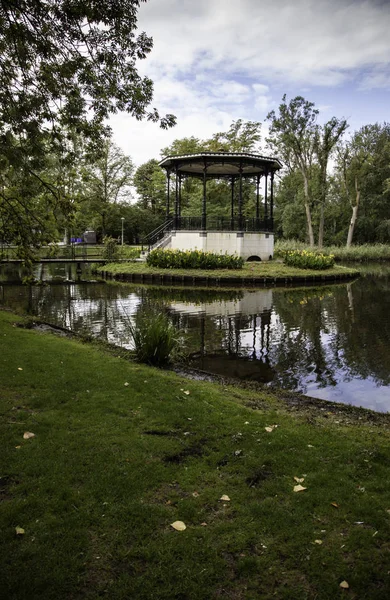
[1, 263, 390, 412]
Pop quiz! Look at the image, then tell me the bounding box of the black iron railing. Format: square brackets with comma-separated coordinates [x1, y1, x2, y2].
[174, 216, 274, 232]
[143, 218, 174, 250]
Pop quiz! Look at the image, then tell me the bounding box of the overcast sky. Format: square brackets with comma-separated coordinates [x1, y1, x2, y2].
[109, 0, 390, 167]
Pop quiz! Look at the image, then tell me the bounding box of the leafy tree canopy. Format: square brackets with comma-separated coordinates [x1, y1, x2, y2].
[0, 0, 176, 256]
[0, 0, 175, 150]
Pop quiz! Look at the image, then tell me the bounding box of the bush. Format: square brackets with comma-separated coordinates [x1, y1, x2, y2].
[102, 236, 119, 261]
[284, 250, 335, 270]
[146, 249, 244, 270]
[128, 309, 181, 367]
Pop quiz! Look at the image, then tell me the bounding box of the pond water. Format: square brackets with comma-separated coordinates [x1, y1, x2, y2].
[1, 262, 390, 413]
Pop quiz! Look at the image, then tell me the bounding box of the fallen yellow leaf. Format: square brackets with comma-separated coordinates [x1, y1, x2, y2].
[23, 432, 35, 440]
[294, 477, 305, 483]
[17, 367, 23, 371]
[15, 526, 25, 535]
[293, 485, 307, 493]
[171, 521, 186, 531]
[314, 539, 323, 545]
[124, 382, 129, 387]
[220, 495, 231, 502]
[339, 581, 349, 589]
[331, 502, 339, 508]
[201, 522, 207, 527]
[192, 491, 199, 498]
[183, 390, 190, 395]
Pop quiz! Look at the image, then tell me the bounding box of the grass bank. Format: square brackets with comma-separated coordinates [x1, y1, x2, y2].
[97, 260, 358, 286]
[1, 309, 390, 599]
[275, 240, 390, 262]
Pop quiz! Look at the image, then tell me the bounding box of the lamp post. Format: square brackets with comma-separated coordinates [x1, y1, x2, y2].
[121, 217, 125, 246]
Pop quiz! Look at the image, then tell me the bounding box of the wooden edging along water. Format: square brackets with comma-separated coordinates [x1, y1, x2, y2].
[99, 269, 360, 288]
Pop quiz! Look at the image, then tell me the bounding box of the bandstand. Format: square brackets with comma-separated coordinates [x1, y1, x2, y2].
[145, 151, 282, 261]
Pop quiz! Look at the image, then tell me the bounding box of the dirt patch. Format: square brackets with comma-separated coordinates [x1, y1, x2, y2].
[246, 467, 273, 488]
[163, 437, 208, 463]
[0, 475, 18, 502]
[143, 429, 180, 437]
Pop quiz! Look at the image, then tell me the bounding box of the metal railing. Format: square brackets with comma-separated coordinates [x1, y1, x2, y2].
[143, 218, 174, 250]
[174, 216, 274, 232]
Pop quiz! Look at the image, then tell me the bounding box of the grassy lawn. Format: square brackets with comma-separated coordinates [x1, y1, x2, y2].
[98, 260, 358, 281]
[1, 309, 389, 599]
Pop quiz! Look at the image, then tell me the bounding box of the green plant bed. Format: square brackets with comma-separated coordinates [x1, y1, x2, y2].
[284, 250, 335, 270]
[147, 248, 244, 270]
[1, 309, 390, 600]
[98, 260, 359, 283]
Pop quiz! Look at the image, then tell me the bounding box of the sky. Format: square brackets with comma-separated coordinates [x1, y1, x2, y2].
[109, 0, 390, 168]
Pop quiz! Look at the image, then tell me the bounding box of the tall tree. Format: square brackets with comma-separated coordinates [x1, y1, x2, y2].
[267, 96, 318, 247]
[0, 0, 175, 255]
[206, 119, 262, 153]
[83, 140, 134, 238]
[133, 159, 167, 214]
[337, 125, 379, 247]
[314, 117, 348, 248]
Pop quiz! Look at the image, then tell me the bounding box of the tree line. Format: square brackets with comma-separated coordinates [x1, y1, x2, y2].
[1, 2, 389, 255]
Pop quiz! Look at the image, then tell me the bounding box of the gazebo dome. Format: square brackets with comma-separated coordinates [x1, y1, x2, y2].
[159, 151, 282, 178]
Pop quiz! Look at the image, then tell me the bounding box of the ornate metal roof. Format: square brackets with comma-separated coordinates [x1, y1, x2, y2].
[159, 151, 282, 178]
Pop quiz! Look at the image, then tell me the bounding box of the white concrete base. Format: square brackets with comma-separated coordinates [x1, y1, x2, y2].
[168, 230, 274, 261]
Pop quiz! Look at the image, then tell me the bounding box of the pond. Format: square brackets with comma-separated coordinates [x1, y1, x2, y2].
[1, 262, 390, 413]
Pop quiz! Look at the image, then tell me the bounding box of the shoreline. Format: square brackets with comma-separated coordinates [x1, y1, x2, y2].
[97, 263, 359, 288]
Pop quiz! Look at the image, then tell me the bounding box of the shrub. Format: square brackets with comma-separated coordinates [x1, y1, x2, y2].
[146, 249, 244, 270]
[102, 236, 119, 261]
[284, 250, 335, 270]
[128, 309, 181, 367]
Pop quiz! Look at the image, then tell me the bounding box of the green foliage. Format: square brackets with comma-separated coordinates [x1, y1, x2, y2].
[128, 309, 181, 366]
[275, 239, 390, 262]
[284, 249, 335, 270]
[146, 249, 244, 270]
[133, 159, 166, 215]
[102, 237, 119, 262]
[119, 246, 141, 260]
[0, 1, 175, 257]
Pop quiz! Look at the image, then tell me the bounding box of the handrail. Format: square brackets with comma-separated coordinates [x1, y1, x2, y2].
[143, 218, 174, 250]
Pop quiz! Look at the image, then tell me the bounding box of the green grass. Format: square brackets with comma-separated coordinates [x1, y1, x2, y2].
[1, 309, 390, 599]
[275, 240, 390, 262]
[98, 260, 358, 281]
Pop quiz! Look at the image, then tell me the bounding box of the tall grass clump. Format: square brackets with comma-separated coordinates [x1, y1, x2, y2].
[119, 245, 141, 260]
[284, 249, 335, 270]
[128, 309, 181, 366]
[147, 249, 244, 270]
[275, 240, 390, 262]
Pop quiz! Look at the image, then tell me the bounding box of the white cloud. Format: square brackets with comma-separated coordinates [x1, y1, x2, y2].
[108, 0, 390, 165]
[137, 0, 390, 86]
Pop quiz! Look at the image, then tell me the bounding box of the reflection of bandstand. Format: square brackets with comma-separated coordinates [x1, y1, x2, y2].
[145, 152, 282, 261]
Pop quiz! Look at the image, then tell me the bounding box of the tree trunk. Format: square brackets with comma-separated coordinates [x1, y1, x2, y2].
[346, 179, 360, 248]
[346, 204, 359, 247]
[318, 202, 324, 249]
[302, 173, 315, 247]
[102, 212, 106, 239]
